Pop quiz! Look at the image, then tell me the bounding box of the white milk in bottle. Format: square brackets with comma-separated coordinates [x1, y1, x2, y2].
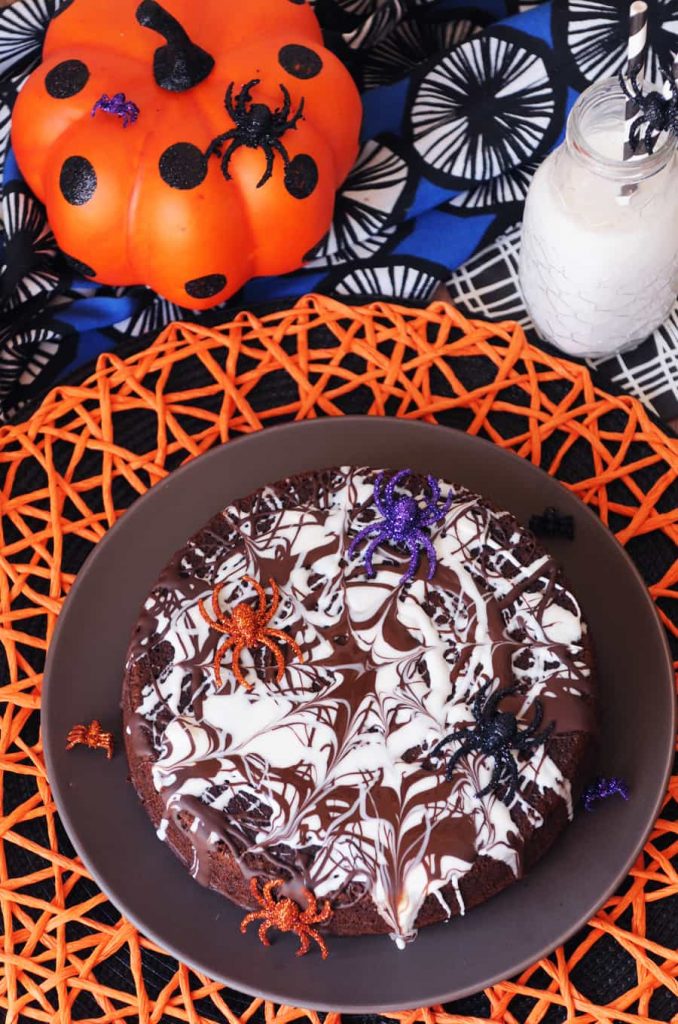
[519, 78, 678, 358]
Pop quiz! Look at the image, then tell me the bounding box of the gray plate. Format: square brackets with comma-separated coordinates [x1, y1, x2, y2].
[42, 418, 675, 1012]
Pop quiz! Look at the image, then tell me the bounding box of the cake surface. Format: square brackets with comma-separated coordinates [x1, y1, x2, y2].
[123, 466, 596, 945]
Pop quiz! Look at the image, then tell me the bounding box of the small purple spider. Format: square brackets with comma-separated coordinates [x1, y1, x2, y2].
[348, 469, 453, 583]
[582, 776, 630, 812]
[425, 682, 554, 806]
[91, 93, 140, 128]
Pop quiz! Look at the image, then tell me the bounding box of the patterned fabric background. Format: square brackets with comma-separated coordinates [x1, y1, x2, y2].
[2, 0, 678, 421]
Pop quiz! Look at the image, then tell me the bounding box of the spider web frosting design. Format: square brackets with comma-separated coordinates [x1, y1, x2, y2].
[125, 466, 595, 944]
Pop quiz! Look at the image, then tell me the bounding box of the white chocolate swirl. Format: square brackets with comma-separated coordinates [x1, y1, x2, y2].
[125, 467, 594, 943]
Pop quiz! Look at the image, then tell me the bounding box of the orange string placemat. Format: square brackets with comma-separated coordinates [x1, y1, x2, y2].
[0, 294, 677, 1024]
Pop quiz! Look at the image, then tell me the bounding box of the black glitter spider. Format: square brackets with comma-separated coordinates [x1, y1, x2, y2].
[619, 68, 678, 155]
[206, 79, 304, 188]
[425, 682, 554, 805]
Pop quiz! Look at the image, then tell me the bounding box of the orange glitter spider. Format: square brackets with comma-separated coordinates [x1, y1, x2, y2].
[198, 576, 303, 691]
[240, 878, 332, 958]
[65, 720, 114, 759]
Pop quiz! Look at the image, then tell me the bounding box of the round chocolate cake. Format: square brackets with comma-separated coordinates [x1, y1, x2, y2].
[123, 466, 596, 945]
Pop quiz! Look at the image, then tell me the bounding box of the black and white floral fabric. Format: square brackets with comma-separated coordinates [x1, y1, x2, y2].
[1, 0, 678, 421]
[446, 222, 678, 421]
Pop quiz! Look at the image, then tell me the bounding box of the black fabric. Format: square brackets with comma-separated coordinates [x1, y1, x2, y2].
[2, 310, 676, 1022]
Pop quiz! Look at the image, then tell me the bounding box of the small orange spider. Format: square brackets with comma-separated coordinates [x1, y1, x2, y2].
[240, 878, 332, 959]
[198, 576, 302, 691]
[65, 720, 114, 759]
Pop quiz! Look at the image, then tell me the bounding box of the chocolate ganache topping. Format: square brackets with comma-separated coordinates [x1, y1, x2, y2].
[124, 467, 595, 944]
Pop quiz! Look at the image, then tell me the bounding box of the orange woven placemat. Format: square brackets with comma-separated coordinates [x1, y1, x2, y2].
[0, 294, 676, 1024]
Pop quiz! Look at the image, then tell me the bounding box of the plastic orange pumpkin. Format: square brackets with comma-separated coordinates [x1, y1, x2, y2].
[11, 0, 361, 309]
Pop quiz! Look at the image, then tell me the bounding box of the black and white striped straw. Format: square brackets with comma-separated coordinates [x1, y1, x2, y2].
[623, 0, 649, 160]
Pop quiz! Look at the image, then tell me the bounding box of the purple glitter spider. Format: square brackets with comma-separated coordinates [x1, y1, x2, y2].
[582, 776, 630, 812]
[348, 469, 453, 583]
[91, 93, 140, 128]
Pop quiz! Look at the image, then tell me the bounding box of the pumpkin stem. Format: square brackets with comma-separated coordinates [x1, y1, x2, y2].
[136, 0, 214, 92]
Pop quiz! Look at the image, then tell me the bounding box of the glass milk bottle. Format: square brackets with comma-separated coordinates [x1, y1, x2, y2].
[519, 78, 678, 358]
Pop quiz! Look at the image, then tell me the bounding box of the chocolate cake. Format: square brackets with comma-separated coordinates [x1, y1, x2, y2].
[122, 466, 596, 946]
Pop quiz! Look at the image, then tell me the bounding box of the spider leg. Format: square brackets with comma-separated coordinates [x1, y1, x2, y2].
[306, 927, 329, 959]
[364, 530, 387, 579]
[237, 78, 260, 116]
[521, 698, 543, 738]
[239, 909, 264, 932]
[243, 575, 267, 615]
[645, 120, 657, 155]
[258, 921, 272, 946]
[471, 679, 494, 722]
[213, 637, 236, 687]
[211, 584, 225, 620]
[385, 469, 410, 506]
[220, 138, 243, 180]
[256, 142, 276, 188]
[205, 129, 237, 160]
[276, 82, 291, 121]
[266, 628, 303, 664]
[429, 726, 473, 760]
[521, 719, 554, 750]
[224, 82, 236, 119]
[347, 522, 381, 561]
[302, 897, 331, 924]
[630, 115, 642, 154]
[266, 578, 279, 619]
[264, 879, 283, 900]
[199, 596, 222, 630]
[269, 136, 291, 172]
[286, 95, 305, 131]
[300, 895, 316, 921]
[411, 529, 437, 580]
[404, 537, 421, 580]
[426, 474, 441, 506]
[260, 634, 286, 683]
[231, 642, 254, 691]
[443, 739, 476, 782]
[481, 683, 519, 721]
[440, 489, 455, 519]
[294, 929, 310, 957]
[498, 749, 520, 804]
[619, 68, 641, 104]
[476, 752, 505, 798]
[373, 472, 387, 515]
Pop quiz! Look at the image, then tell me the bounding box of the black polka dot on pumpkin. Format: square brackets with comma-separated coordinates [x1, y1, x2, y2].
[45, 59, 90, 99]
[159, 143, 207, 190]
[60, 156, 97, 206]
[185, 273, 227, 299]
[278, 44, 323, 79]
[284, 154, 318, 199]
[63, 253, 96, 277]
